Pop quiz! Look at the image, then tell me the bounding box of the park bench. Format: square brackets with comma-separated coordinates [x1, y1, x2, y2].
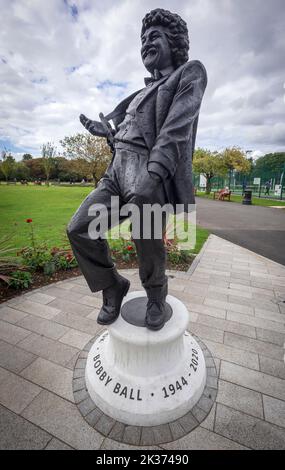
[213, 189, 231, 201]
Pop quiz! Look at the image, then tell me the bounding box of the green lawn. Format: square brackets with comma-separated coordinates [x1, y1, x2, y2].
[192, 226, 209, 254]
[197, 191, 285, 207]
[0, 185, 209, 255]
[0, 185, 91, 252]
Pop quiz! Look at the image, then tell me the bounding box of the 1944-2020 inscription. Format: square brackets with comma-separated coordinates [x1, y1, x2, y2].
[92, 347, 199, 402]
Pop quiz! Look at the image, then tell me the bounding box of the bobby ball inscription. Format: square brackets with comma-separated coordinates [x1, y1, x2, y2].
[93, 353, 143, 401]
[91, 339, 200, 402]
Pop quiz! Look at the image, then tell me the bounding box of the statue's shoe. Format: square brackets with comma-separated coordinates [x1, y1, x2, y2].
[97, 277, 130, 325]
[145, 299, 167, 331]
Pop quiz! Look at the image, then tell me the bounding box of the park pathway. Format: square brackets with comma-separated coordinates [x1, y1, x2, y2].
[0, 234, 285, 449]
[196, 197, 285, 265]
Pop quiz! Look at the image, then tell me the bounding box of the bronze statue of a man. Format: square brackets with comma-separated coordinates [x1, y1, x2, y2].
[67, 8, 207, 330]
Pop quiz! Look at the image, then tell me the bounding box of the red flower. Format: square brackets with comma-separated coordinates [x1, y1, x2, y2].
[127, 245, 133, 251]
[26, 218, 33, 223]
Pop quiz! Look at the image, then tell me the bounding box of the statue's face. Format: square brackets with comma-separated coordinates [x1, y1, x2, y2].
[141, 25, 173, 74]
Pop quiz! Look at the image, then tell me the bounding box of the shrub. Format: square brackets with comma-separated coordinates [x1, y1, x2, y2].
[19, 245, 53, 271]
[0, 233, 25, 285]
[8, 271, 32, 289]
[18, 245, 77, 276]
[110, 238, 137, 262]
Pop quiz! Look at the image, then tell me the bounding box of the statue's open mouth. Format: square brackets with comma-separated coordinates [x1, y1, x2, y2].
[143, 47, 157, 60]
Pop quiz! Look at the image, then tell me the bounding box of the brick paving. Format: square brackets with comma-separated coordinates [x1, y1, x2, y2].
[0, 234, 284, 449]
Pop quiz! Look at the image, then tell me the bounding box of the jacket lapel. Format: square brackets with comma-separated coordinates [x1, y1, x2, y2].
[136, 74, 170, 111]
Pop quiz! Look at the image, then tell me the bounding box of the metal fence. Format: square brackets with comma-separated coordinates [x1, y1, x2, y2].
[193, 169, 285, 200]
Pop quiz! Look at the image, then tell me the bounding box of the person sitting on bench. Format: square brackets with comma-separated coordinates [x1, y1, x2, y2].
[218, 187, 231, 201]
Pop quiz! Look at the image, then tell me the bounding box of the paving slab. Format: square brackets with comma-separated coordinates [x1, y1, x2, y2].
[13, 299, 61, 320]
[0, 306, 28, 324]
[195, 313, 257, 339]
[202, 338, 259, 370]
[45, 438, 73, 450]
[17, 315, 70, 340]
[215, 403, 285, 449]
[77, 295, 103, 309]
[256, 327, 285, 347]
[21, 390, 104, 450]
[200, 402, 216, 431]
[59, 329, 93, 349]
[226, 310, 285, 333]
[0, 404, 52, 450]
[43, 286, 84, 303]
[0, 367, 42, 414]
[48, 298, 94, 317]
[162, 426, 248, 450]
[57, 282, 92, 295]
[0, 340, 36, 373]
[255, 307, 285, 324]
[259, 356, 285, 380]
[17, 333, 79, 367]
[26, 292, 56, 305]
[224, 331, 284, 361]
[263, 395, 285, 429]
[216, 379, 264, 419]
[21, 357, 74, 402]
[204, 298, 254, 316]
[188, 321, 224, 344]
[53, 311, 100, 335]
[0, 320, 31, 345]
[220, 360, 285, 401]
[187, 302, 226, 319]
[101, 438, 159, 450]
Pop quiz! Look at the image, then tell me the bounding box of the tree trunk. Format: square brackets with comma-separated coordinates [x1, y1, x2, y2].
[205, 176, 212, 194]
[93, 173, 98, 187]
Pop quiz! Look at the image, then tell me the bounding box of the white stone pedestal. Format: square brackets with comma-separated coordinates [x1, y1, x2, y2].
[85, 291, 206, 426]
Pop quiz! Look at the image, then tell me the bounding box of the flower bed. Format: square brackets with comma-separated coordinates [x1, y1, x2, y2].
[0, 220, 194, 303]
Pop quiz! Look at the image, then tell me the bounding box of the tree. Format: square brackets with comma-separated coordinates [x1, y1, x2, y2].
[24, 158, 46, 180]
[220, 147, 251, 189]
[253, 152, 285, 182]
[14, 162, 30, 180]
[22, 153, 33, 161]
[41, 142, 56, 185]
[60, 133, 112, 185]
[0, 151, 15, 182]
[193, 148, 224, 194]
[52, 157, 84, 182]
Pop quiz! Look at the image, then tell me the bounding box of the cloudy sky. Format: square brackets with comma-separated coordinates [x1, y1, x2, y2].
[0, 0, 284, 160]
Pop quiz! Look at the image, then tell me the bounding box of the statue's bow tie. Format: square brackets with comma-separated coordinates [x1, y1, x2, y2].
[144, 69, 162, 86]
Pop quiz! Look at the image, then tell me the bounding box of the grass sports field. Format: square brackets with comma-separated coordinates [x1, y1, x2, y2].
[0, 185, 209, 255]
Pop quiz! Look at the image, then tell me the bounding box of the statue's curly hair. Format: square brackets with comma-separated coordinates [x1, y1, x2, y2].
[141, 8, 189, 69]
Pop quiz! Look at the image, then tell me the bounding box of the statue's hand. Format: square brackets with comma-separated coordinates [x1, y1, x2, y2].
[80, 113, 88, 126]
[79, 114, 106, 137]
[135, 172, 163, 205]
[80, 114, 93, 132]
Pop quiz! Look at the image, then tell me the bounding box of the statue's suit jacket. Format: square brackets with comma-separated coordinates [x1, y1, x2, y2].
[105, 60, 207, 209]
